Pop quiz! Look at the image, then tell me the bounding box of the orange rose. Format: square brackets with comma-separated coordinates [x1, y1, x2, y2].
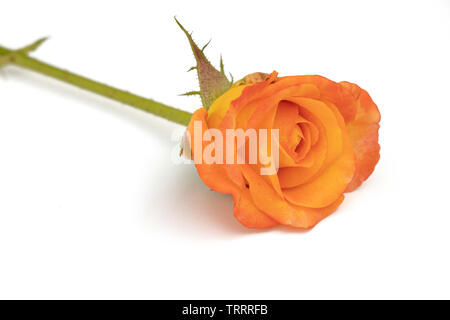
[0, 25, 381, 231]
[187, 71, 380, 229]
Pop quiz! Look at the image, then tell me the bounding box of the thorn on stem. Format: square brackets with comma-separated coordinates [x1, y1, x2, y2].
[19, 37, 49, 54]
[0, 36, 49, 68]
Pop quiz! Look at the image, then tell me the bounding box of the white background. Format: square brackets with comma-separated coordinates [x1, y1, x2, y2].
[1, 0, 449, 299]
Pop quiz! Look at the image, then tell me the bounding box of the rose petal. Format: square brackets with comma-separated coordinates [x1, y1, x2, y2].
[241, 164, 344, 228]
[232, 187, 278, 229]
[339, 81, 381, 192]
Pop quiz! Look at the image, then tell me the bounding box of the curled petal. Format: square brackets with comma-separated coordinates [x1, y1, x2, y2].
[232, 188, 278, 229]
[339, 81, 381, 192]
[241, 164, 344, 228]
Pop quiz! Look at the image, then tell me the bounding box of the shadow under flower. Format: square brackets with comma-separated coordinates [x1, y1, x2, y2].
[144, 163, 268, 241]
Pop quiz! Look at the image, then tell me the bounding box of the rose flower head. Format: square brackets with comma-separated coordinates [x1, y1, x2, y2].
[178, 19, 380, 229]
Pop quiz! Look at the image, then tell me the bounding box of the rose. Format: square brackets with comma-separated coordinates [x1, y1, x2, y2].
[187, 71, 380, 229]
[1, 27, 380, 231]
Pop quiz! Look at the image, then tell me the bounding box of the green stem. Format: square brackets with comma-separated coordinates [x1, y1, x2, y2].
[0, 43, 192, 126]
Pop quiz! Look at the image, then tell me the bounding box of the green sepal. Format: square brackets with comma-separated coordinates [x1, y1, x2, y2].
[175, 18, 232, 110]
